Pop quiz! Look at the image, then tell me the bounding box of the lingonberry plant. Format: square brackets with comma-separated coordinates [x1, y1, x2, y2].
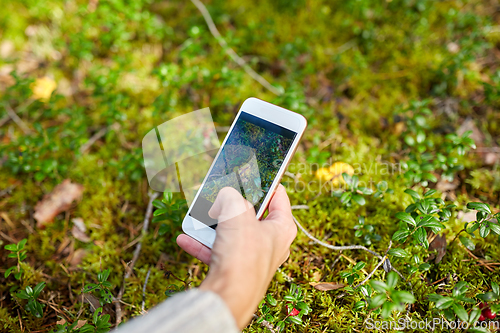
[152, 191, 188, 236]
[16, 282, 46, 318]
[83, 269, 113, 306]
[367, 271, 415, 319]
[4, 238, 27, 280]
[452, 202, 500, 251]
[392, 189, 453, 249]
[257, 284, 311, 331]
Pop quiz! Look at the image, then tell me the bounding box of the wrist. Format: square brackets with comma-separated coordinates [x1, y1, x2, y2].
[199, 265, 268, 329]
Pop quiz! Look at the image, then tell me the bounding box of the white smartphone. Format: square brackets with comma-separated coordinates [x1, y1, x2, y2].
[181, 97, 307, 248]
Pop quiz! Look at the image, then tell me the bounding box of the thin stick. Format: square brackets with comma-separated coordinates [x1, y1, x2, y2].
[80, 123, 119, 154]
[190, 0, 282, 96]
[5, 104, 31, 134]
[141, 267, 152, 312]
[114, 191, 159, 325]
[292, 214, 383, 259]
[291, 205, 309, 210]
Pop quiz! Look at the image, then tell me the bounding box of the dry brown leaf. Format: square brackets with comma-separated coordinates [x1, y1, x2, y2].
[67, 248, 87, 267]
[34, 179, 84, 228]
[77, 293, 100, 312]
[71, 218, 91, 243]
[71, 225, 91, 243]
[309, 282, 345, 291]
[428, 234, 447, 264]
[75, 320, 87, 329]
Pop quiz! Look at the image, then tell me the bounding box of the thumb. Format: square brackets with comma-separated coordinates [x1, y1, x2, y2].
[208, 187, 254, 223]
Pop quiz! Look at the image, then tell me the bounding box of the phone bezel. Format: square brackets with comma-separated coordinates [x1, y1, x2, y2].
[181, 97, 307, 248]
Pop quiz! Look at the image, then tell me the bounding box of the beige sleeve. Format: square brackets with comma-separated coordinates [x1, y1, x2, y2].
[114, 289, 239, 333]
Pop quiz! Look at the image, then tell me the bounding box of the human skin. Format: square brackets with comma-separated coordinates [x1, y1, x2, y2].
[176, 184, 297, 329]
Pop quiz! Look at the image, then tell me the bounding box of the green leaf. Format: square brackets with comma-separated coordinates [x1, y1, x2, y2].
[266, 294, 277, 307]
[453, 282, 468, 297]
[17, 290, 30, 299]
[370, 281, 389, 293]
[435, 297, 454, 309]
[404, 135, 415, 146]
[404, 189, 420, 201]
[287, 316, 302, 325]
[452, 303, 468, 322]
[489, 223, 500, 235]
[477, 292, 497, 302]
[368, 294, 386, 308]
[152, 199, 167, 210]
[18, 239, 27, 250]
[397, 291, 415, 304]
[4, 244, 17, 252]
[4, 266, 16, 278]
[392, 230, 410, 242]
[163, 191, 173, 203]
[354, 261, 366, 271]
[479, 224, 490, 238]
[395, 212, 416, 227]
[153, 208, 168, 217]
[413, 227, 428, 248]
[387, 248, 408, 258]
[33, 282, 46, 298]
[466, 202, 491, 214]
[492, 282, 499, 296]
[469, 307, 481, 324]
[386, 271, 398, 289]
[381, 301, 395, 318]
[459, 236, 475, 251]
[340, 191, 351, 204]
[351, 194, 365, 206]
[424, 189, 437, 197]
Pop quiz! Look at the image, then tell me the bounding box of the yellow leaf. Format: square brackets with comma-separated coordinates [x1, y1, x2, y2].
[30, 76, 57, 102]
[315, 162, 354, 186]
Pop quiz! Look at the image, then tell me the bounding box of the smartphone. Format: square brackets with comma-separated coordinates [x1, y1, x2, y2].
[181, 97, 307, 248]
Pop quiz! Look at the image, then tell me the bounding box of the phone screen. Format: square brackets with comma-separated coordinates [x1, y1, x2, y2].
[189, 111, 297, 227]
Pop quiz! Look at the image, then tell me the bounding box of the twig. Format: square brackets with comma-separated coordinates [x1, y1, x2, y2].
[291, 205, 309, 210]
[141, 267, 152, 312]
[80, 123, 119, 154]
[114, 191, 159, 325]
[292, 214, 383, 259]
[5, 104, 31, 134]
[252, 314, 277, 333]
[190, 0, 282, 96]
[0, 230, 16, 243]
[352, 241, 392, 293]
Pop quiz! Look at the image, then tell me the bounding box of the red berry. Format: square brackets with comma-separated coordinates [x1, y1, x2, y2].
[286, 305, 300, 316]
[479, 314, 485, 321]
[484, 308, 496, 320]
[479, 302, 488, 310]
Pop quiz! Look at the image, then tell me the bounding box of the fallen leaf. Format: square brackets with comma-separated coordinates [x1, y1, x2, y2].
[30, 76, 57, 101]
[457, 211, 477, 223]
[315, 162, 354, 186]
[71, 217, 91, 243]
[71, 225, 91, 243]
[56, 319, 66, 326]
[78, 293, 100, 312]
[67, 248, 87, 267]
[310, 282, 345, 291]
[75, 320, 87, 329]
[428, 234, 447, 264]
[34, 179, 84, 228]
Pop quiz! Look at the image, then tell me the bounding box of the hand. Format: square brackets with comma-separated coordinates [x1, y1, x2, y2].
[176, 185, 297, 329]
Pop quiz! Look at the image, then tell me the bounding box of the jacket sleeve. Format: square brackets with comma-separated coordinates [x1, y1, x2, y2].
[114, 289, 239, 333]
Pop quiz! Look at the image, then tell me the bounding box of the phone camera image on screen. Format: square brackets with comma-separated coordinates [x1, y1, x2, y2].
[189, 112, 297, 227]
